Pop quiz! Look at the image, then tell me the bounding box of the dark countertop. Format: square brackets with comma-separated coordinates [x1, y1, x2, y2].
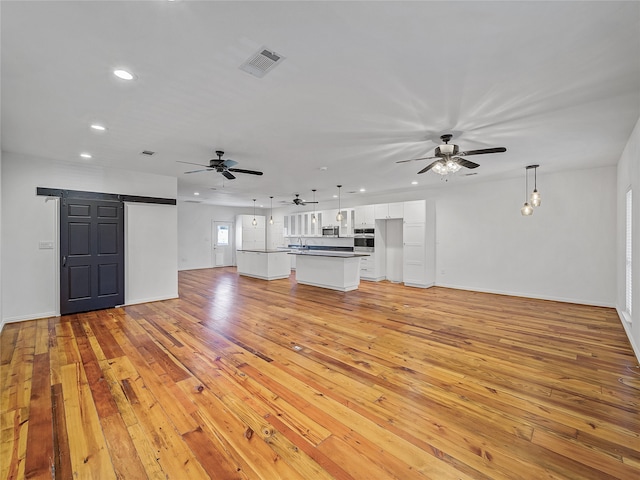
[237, 249, 289, 254]
[287, 245, 354, 252]
[287, 251, 369, 258]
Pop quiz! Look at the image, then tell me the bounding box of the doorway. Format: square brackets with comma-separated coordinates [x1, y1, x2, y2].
[212, 221, 234, 267]
[60, 197, 124, 314]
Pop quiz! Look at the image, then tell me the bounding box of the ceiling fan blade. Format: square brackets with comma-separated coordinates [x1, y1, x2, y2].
[228, 168, 264, 176]
[396, 155, 438, 164]
[458, 147, 507, 156]
[184, 168, 213, 174]
[417, 161, 440, 174]
[222, 159, 238, 167]
[304, 201, 319, 204]
[177, 161, 210, 167]
[222, 171, 236, 180]
[455, 158, 480, 169]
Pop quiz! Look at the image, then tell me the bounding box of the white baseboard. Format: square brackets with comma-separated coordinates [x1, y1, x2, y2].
[125, 294, 179, 306]
[178, 265, 236, 272]
[1, 311, 59, 332]
[435, 282, 615, 308]
[616, 308, 640, 364]
[403, 282, 435, 289]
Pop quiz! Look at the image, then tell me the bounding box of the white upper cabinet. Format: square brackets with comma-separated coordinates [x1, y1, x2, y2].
[375, 202, 404, 219]
[354, 205, 375, 226]
[403, 200, 426, 223]
[236, 215, 266, 250]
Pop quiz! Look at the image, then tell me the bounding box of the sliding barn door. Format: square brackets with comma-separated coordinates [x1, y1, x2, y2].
[60, 198, 124, 314]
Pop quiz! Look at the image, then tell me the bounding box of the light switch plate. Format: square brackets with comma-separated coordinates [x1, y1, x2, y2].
[39, 241, 54, 249]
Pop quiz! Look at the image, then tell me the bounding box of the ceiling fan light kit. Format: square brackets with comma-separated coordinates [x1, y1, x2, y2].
[397, 133, 506, 177]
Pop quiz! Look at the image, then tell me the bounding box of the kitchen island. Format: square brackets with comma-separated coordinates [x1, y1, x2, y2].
[236, 250, 291, 280]
[289, 250, 369, 291]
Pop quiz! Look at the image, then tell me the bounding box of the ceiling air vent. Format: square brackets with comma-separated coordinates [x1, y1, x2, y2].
[239, 47, 285, 78]
[184, 200, 202, 204]
[140, 150, 155, 156]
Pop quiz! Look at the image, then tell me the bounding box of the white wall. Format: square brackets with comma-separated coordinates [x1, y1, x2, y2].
[177, 201, 265, 270]
[617, 117, 640, 360]
[436, 166, 617, 306]
[1, 152, 177, 327]
[125, 203, 178, 305]
[0, 149, 3, 326]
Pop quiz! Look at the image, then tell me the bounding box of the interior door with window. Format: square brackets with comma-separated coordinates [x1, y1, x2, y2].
[212, 221, 233, 267]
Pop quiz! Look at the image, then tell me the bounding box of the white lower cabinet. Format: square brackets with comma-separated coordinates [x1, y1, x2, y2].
[237, 251, 290, 280]
[359, 252, 385, 281]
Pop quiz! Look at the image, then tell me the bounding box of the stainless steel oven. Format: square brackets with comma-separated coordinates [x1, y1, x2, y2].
[354, 228, 374, 252]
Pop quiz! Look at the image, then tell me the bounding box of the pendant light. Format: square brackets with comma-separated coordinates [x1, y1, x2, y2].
[520, 168, 533, 216]
[530, 165, 541, 207]
[269, 196, 274, 225]
[252, 199, 258, 226]
[311, 189, 317, 224]
[336, 185, 343, 222]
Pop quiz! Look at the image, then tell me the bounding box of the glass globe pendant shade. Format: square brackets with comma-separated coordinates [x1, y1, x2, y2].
[311, 214, 316, 224]
[269, 216, 273, 225]
[252, 217, 258, 226]
[521, 202, 533, 216]
[336, 212, 343, 221]
[530, 189, 541, 207]
[432, 162, 448, 175]
[446, 159, 461, 173]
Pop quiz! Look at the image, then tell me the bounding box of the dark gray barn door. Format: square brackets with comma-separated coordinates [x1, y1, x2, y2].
[60, 198, 124, 315]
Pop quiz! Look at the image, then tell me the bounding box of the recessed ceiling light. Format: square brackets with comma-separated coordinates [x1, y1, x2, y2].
[113, 69, 135, 80]
[320, 166, 328, 171]
[333, 194, 338, 198]
[359, 188, 366, 192]
[411, 181, 418, 185]
[194, 192, 200, 196]
[90, 124, 106, 131]
[80, 152, 92, 159]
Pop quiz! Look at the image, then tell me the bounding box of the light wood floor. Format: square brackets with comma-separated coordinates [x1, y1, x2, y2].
[2, 268, 639, 479]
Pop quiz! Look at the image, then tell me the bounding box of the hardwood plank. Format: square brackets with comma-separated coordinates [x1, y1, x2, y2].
[60, 362, 116, 480]
[23, 353, 53, 480]
[50, 383, 73, 480]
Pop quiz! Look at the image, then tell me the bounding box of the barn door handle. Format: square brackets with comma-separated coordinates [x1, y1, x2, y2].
[62, 256, 67, 267]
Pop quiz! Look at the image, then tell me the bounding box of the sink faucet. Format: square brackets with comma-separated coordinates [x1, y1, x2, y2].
[297, 236, 307, 249]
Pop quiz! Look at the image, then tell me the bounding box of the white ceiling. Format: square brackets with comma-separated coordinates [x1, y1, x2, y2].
[2, 1, 639, 207]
